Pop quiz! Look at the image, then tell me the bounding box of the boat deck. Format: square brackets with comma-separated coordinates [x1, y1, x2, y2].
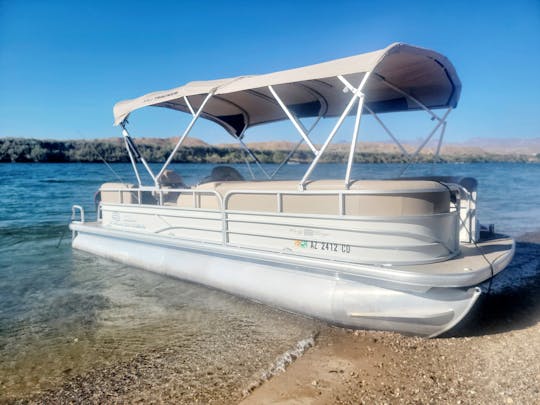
[395, 236, 514, 275]
[71, 221, 514, 289]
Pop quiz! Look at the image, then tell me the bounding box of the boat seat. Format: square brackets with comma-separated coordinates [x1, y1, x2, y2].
[160, 169, 188, 189]
[99, 183, 139, 204]
[159, 169, 189, 204]
[199, 165, 245, 184]
[397, 176, 477, 194]
[177, 179, 450, 216]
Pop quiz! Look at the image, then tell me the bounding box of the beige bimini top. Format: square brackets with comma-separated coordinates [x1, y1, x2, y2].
[113, 43, 461, 137]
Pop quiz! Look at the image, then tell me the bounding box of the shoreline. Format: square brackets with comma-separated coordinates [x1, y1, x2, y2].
[1, 138, 538, 164]
[243, 233, 540, 404]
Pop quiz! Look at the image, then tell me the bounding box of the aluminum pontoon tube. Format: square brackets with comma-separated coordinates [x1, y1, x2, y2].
[71, 224, 484, 337]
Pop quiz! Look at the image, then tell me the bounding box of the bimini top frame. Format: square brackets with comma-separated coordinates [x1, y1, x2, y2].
[113, 42, 461, 188]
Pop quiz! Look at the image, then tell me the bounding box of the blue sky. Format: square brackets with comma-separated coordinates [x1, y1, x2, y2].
[1, 0, 539, 144]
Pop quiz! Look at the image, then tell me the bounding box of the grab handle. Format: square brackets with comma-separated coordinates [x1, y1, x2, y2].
[71, 205, 85, 223]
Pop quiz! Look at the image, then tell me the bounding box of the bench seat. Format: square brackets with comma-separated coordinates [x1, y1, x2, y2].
[177, 179, 450, 216]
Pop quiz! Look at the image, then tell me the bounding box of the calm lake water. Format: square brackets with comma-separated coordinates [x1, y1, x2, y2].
[1, 162, 539, 402]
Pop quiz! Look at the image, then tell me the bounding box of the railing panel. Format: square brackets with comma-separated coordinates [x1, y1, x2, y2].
[97, 185, 460, 265]
[225, 211, 459, 265]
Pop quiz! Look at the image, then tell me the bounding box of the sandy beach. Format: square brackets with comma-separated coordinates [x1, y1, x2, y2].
[241, 322, 540, 404]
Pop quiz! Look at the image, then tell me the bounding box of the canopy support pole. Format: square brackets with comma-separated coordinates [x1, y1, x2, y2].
[345, 93, 366, 188]
[157, 92, 214, 182]
[435, 121, 447, 159]
[184, 96, 195, 115]
[299, 73, 371, 189]
[338, 74, 371, 188]
[399, 107, 452, 177]
[121, 123, 157, 186]
[271, 138, 304, 178]
[235, 136, 271, 179]
[363, 105, 410, 156]
[375, 74, 444, 123]
[270, 114, 323, 179]
[268, 85, 319, 155]
[242, 150, 256, 179]
[123, 136, 142, 186]
[430, 121, 447, 173]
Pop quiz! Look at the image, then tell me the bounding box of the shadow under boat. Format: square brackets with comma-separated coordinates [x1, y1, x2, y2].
[443, 234, 540, 338]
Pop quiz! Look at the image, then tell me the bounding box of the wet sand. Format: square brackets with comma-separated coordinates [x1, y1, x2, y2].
[242, 323, 540, 404]
[12, 233, 540, 404]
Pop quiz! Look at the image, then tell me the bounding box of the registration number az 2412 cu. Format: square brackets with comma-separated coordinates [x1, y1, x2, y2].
[294, 240, 351, 254]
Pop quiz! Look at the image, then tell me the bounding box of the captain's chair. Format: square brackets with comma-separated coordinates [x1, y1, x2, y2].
[200, 165, 245, 184]
[160, 169, 188, 189]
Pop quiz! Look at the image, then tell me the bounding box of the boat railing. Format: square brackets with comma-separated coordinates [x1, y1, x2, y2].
[97, 185, 461, 265]
[222, 209, 459, 265]
[451, 183, 479, 243]
[98, 186, 224, 209]
[222, 188, 459, 216]
[385, 177, 477, 243]
[71, 205, 85, 223]
[98, 185, 458, 214]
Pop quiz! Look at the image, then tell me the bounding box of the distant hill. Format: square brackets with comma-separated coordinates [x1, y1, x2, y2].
[449, 137, 540, 155]
[220, 137, 540, 157]
[1, 136, 538, 163]
[137, 137, 210, 148]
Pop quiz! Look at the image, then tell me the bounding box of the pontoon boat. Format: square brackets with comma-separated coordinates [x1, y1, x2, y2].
[70, 43, 515, 337]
